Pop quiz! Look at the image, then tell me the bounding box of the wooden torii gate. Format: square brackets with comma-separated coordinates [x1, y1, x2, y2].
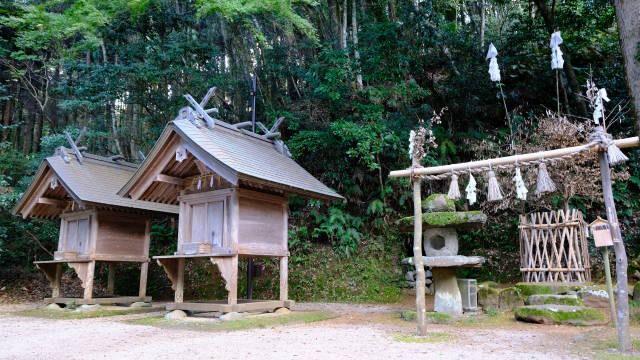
[389, 128, 638, 352]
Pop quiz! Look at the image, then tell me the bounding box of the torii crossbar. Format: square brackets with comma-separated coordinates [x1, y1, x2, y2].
[390, 136, 639, 178]
[389, 132, 639, 351]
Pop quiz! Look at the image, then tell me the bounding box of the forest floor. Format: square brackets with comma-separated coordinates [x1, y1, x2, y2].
[0, 300, 638, 360]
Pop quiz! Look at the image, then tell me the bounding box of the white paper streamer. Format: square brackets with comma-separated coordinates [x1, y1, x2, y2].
[593, 88, 610, 125]
[486, 43, 498, 59]
[408, 130, 415, 160]
[550, 31, 564, 70]
[465, 173, 477, 205]
[513, 167, 528, 201]
[487, 43, 501, 82]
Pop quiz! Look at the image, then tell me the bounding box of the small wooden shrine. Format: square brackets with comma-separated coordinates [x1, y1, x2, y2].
[118, 99, 342, 313]
[13, 145, 178, 305]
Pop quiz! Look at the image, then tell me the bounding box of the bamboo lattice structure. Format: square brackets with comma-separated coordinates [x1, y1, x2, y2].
[519, 209, 591, 283]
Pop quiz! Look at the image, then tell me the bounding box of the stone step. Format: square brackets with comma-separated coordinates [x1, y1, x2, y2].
[578, 288, 610, 308]
[525, 294, 583, 306]
[514, 304, 607, 326]
[515, 282, 584, 297]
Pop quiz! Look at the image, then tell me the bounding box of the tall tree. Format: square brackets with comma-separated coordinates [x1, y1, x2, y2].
[613, 0, 640, 132]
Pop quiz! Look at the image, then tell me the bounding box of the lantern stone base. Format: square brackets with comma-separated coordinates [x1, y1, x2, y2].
[432, 268, 463, 315]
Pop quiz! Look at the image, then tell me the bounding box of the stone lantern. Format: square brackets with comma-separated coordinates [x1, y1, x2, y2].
[401, 194, 487, 315]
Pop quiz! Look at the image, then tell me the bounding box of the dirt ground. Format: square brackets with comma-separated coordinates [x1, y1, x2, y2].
[0, 301, 633, 360]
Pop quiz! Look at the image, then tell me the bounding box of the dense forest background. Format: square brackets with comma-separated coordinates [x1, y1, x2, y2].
[1, 0, 639, 302]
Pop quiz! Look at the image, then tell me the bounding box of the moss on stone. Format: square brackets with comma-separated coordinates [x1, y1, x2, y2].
[479, 281, 499, 289]
[514, 305, 606, 326]
[398, 211, 486, 230]
[498, 287, 524, 310]
[423, 194, 456, 212]
[515, 282, 583, 297]
[478, 286, 500, 311]
[526, 294, 584, 306]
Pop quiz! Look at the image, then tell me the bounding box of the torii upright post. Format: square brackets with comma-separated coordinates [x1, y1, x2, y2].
[598, 146, 631, 352]
[411, 157, 427, 336]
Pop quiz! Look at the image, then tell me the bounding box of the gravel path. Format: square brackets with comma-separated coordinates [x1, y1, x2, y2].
[0, 303, 592, 360]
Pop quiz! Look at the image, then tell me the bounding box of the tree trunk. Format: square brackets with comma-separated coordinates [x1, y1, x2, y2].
[352, 0, 363, 90]
[479, 0, 486, 50]
[32, 113, 42, 153]
[327, 0, 342, 49]
[613, 0, 640, 132]
[388, 0, 397, 21]
[2, 97, 13, 141]
[341, 0, 348, 50]
[21, 112, 33, 154]
[598, 147, 631, 352]
[532, 0, 588, 117]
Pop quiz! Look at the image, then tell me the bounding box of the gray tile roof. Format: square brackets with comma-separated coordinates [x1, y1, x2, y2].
[171, 119, 343, 200]
[15, 151, 178, 216]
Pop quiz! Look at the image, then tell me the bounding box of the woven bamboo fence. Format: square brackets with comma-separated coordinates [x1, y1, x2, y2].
[519, 209, 591, 283]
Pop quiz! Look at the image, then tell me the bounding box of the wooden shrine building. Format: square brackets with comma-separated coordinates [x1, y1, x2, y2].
[118, 112, 342, 313]
[13, 147, 178, 305]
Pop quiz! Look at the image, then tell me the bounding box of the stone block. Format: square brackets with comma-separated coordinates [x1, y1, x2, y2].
[498, 287, 524, 310]
[578, 289, 610, 308]
[45, 303, 62, 310]
[478, 285, 500, 310]
[165, 310, 188, 320]
[515, 282, 584, 297]
[514, 305, 606, 326]
[525, 294, 583, 306]
[423, 194, 456, 212]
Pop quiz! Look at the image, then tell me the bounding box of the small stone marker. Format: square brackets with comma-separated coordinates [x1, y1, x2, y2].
[76, 304, 101, 312]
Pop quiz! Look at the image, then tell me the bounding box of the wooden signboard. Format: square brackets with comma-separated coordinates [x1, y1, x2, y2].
[590, 217, 614, 248]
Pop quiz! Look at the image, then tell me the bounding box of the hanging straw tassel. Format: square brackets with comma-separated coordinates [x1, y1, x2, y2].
[465, 173, 477, 205]
[513, 166, 528, 201]
[447, 173, 461, 200]
[535, 162, 556, 196]
[486, 169, 503, 202]
[607, 142, 629, 166]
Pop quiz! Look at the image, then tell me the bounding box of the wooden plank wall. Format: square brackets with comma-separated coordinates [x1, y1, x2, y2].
[237, 189, 287, 256]
[95, 211, 147, 258]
